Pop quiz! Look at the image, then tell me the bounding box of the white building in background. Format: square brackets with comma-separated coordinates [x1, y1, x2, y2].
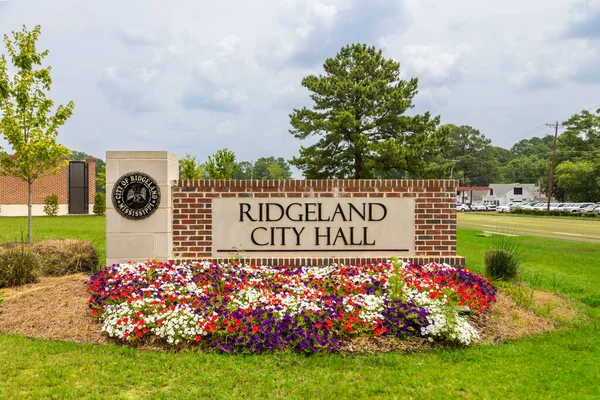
[482, 183, 547, 206]
[456, 186, 489, 205]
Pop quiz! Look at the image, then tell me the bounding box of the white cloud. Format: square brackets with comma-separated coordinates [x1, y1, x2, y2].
[1, 0, 599, 164]
[398, 44, 471, 86]
[97, 66, 161, 114]
[563, 0, 600, 39]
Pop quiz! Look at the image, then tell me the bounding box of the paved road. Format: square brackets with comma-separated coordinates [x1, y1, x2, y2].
[457, 213, 600, 244]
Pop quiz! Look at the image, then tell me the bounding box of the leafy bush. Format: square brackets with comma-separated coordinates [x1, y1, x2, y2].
[93, 192, 106, 216]
[582, 212, 597, 218]
[32, 239, 99, 276]
[0, 244, 41, 288]
[43, 194, 59, 216]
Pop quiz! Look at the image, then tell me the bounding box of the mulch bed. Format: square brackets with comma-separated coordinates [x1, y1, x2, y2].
[0, 274, 578, 351]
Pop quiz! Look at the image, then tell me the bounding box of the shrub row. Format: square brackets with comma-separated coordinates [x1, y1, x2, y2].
[512, 208, 598, 217]
[0, 239, 98, 288]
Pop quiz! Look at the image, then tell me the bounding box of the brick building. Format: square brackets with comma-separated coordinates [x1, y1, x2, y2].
[0, 158, 96, 216]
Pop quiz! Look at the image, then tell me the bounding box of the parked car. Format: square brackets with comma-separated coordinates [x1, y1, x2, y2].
[456, 203, 470, 212]
[497, 204, 513, 213]
[485, 204, 497, 211]
[550, 203, 569, 211]
[566, 203, 595, 213]
[514, 201, 536, 210]
[594, 205, 600, 215]
[581, 203, 596, 213]
[470, 203, 488, 211]
[525, 202, 545, 210]
[533, 202, 554, 211]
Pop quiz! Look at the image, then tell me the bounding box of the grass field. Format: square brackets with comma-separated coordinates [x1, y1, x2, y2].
[0, 216, 106, 267]
[1, 216, 599, 399]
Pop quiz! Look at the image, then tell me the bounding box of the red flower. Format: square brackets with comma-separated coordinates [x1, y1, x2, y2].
[227, 326, 235, 333]
[252, 326, 259, 333]
[195, 335, 202, 342]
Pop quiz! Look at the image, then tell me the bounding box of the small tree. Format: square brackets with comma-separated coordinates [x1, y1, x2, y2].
[96, 164, 106, 192]
[93, 192, 106, 216]
[43, 194, 58, 216]
[205, 149, 239, 179]
[0, 25, 73, 243]
[179, 154, 206, 179]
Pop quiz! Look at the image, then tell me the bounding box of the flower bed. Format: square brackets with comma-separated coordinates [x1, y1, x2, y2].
[86, 260, 496, 353]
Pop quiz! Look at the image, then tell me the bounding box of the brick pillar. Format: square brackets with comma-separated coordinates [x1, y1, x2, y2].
[105, 151, 179, 265]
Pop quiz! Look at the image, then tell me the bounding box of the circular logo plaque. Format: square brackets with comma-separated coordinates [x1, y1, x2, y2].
[112, 171, 161, 220]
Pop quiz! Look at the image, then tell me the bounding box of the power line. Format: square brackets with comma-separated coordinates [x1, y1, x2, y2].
[495, 103, 600, 148]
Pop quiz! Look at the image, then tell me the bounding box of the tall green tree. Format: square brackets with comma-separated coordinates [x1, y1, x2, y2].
[205, 148, 239, 179]
[289, 44, 448, 179]
[547, 108, 600, 201]
[554, 158, 600, 202]
[233, 157, 293, 179]
[179, 154, 206, 179]
[253, 157, 292, 180]
[502, 156, 547, 184]
[560, 108, 600, 153]
[232, 161, 254, 179]
[440, 124, 502, 185]
[0, 25, 73, 243]
[510, 136, 553, 158]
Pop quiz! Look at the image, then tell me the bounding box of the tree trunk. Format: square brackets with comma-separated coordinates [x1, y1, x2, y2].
[27, 180, 32, 244]
[354, 150, 363, 179]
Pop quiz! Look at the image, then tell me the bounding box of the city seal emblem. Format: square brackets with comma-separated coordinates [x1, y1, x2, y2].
[112, 171, 161, 220]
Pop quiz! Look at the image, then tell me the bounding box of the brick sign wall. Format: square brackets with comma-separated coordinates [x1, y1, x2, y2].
[172, 179, 464, 266]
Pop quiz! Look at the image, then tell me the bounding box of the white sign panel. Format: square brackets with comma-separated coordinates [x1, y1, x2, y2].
[212, 198, 415, 257]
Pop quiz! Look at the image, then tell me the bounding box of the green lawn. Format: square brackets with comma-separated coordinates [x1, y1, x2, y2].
[458, 229, 600, 307]
[1, 217, 599, 399]
[0, 216, 106, 267]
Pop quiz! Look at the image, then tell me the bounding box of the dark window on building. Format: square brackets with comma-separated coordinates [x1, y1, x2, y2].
[514, 187, 523, 195]
[490, 188, 494, 195]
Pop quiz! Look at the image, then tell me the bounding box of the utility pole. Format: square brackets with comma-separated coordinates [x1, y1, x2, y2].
[545, 121, 561, 216]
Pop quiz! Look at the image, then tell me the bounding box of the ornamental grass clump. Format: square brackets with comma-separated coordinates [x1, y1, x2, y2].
[33, 239, 99, 276]
[485, 233, 523, 281]
[0, 244, 41, 288]
[86, 261, 497, 353]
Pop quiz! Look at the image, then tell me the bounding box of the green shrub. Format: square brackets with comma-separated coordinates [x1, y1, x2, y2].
[32, 239, 99, 276]
[582, 212, 597, 218]
[0, 291, 4, 305]
[93, 192, 106, 216]
[43, 194, 59, 216]
[0, 244, 41, 288]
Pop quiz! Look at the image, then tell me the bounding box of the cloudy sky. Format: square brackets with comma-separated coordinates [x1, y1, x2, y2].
[1, 0, 599, 172]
